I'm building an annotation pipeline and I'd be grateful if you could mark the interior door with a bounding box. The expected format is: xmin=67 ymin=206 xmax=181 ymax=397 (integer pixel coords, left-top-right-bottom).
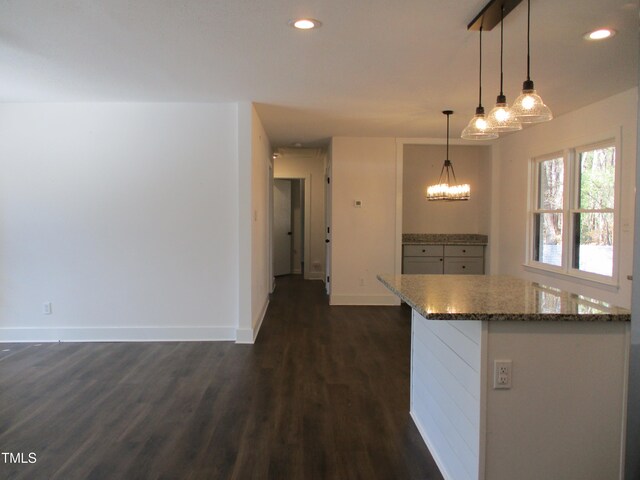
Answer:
xmin=273 ymin=179 xmax=292 ymax=276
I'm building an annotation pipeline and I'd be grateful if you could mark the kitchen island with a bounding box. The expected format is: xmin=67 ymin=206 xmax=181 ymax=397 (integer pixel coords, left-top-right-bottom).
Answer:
xmin=378 ymin=274 xmax=631 ymax=480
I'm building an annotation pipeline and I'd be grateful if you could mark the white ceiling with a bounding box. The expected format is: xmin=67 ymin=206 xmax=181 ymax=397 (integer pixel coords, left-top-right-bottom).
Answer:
xmin=0 ymin=0 xmax=637 ymax=147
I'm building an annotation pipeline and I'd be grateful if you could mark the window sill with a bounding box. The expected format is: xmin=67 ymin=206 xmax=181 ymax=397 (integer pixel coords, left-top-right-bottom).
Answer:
xmin=522 ymin=263 xmax=620 ymax=293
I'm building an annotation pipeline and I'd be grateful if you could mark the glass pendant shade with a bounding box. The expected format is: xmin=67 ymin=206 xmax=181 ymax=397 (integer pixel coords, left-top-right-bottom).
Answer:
xmin=461 ymin=27 xmax=498 ymax=141
xmin=461 ymin=106 xmax=499 ymax=140
xmin=513 ymin=0 xmax=552 ymax=123
xmin=485 ymin=5 xmax=522 ymax=133
xmin=512 ymin=86 xmax=552 ymax=123
xmin=486 ymin=95 xmax=522 ymax=132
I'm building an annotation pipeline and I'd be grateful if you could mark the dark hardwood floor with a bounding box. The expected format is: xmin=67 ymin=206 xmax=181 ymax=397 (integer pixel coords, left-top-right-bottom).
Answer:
xmin=0 ymin=276 xmax=443 ymax=480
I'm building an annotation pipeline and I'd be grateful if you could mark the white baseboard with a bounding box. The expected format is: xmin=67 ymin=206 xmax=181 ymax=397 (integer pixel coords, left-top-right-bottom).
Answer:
xmin=235 ymin=328 xmax=254 ymax=344
xmin=0 ymin=326 xmax=236 ymax=343
xmin=253 ymin=298 xmax=268 ymax=338
xmin=307 ymin=271 xmax=325 ymax=281
xmin=329 ymin=294 xmax=400 ymax=306
xmin=236 ymin=298 xmax=269 ymax=344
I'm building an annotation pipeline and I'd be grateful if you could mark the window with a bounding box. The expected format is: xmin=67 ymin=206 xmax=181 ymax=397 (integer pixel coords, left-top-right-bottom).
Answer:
xmin=572 ymin=145 xmax=615 ymax=276
xmin=533 ymin=156 xmax=564 ymax=267
xmin=529 ymin=141 xmax=618 ymax=283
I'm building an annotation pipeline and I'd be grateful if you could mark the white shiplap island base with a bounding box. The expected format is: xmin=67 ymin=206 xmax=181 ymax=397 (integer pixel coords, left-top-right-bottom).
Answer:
xmin=378 ymin=274 xmax=631 ymax=480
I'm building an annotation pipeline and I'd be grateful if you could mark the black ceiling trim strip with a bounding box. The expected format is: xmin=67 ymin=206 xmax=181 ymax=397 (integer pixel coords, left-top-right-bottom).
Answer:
xmin=467 ymin=0 xmax=524 ymax=31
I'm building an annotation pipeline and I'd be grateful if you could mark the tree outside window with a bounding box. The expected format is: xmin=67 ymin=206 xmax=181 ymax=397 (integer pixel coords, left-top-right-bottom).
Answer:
xmin=533 ymin=156 xmax=564 ymax=266
xmin=573 ymin=145 xmax=615 ymax=276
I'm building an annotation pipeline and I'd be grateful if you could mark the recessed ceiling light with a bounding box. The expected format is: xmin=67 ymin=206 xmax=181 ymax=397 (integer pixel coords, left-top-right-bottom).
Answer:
xmin=289 ymin=18 xmax=321 ymax=30
xmin=585 ymin=28 xmax=616 ymax=40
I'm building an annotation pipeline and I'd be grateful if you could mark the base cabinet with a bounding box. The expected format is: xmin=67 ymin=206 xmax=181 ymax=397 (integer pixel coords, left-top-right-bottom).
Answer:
xmin=403 ymin=244 xmax=485 ymax=275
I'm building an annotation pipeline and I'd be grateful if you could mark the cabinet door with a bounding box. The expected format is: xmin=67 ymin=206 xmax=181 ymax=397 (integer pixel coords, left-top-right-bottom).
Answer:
xmin=443 ymin=257 xmax=484 ymax=274
xmin=403 ymin=257 xmax=444 ymax=274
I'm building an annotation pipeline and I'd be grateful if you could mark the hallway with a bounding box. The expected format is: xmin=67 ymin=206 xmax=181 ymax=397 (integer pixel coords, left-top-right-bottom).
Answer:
xmin=0 ymin=276 xmax=442 ymax=479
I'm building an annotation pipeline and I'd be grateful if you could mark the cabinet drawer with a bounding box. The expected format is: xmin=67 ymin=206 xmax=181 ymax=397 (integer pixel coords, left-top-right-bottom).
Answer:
xmin=444 ymin=245 xmax=484 ymax=257
xmin=403 ymin=257 xmax=444 ymax=274
xmin=404 ymin=245 xmax=444 ymax=257
xmin=443 ymin=257 xmax=484 ymax=274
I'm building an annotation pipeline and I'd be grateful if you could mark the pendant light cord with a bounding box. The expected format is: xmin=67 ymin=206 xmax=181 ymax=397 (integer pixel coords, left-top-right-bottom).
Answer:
xmin=526 ymin=0 xmax=531 ymax=81
xmin=446 ymin=112 xmax=450 ymax=161
xmin=499 ymin=5 xmax=504 ymax=96
xmin=442 ymin=111 xmax=458 ymax=184
xmin=478 ymin=26 xmax=483 ymax=107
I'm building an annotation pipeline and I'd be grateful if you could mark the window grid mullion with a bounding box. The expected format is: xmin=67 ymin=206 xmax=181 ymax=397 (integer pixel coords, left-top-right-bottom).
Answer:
xmin=563 ymin=150 xmax=572 ymax=272
xmin=570 ymin=208 xmax=614 ymax=214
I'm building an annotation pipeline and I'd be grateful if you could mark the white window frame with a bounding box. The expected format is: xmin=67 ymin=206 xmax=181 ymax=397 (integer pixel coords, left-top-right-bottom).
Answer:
xmin=529 ymin=152 xmax=567 ymax=273
xmin=526 ymin=138 xmax=620 ymax=287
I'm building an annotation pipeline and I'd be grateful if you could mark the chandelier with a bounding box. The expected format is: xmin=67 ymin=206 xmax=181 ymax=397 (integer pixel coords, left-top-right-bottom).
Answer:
xmin=426 ymin=111 xmax=470 ymax=201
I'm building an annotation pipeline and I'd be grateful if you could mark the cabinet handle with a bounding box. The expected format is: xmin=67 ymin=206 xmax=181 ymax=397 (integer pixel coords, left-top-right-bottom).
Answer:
xmin=462 ymin=249 xmax=466 ymax=253
xmin=422 ymin=249 xmax=426 ymax=253
xmin=462 ymin=265 xmax=466 ymax=269
xmin=439 ymin=258 xmax=443 ymax=261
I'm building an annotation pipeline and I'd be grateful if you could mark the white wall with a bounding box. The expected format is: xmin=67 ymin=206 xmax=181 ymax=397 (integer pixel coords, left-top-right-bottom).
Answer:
xmin=274 ymin=148 xmax=326 ymax=280
xmin=237 ymin=103 xmax=252 ymax=342
xmin=626 ymin=79 xmax=640 ymax=479
xmin=248 ymin=105 xmax=271 ymax=342
xmin=330 ymin=137 xmax=399 ymax=305
xmin=403 ymin=144 xmax=492 ymax=234
xmin=492 ymin=88 xmax=637 ymax=308
xmin=0 ymin=103 xmax=240 ymax=341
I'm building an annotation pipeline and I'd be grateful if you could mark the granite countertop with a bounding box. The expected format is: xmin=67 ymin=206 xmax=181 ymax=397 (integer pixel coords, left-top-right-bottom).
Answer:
xmin=402 ymin=233 xmax=488 ymax=245
xmin=377 ymin=274 xmax=631 ymax=322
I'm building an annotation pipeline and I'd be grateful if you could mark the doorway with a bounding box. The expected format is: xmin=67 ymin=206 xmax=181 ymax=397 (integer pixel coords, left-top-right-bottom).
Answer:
xmin=273 ymin=178 xmax=305 ymax=277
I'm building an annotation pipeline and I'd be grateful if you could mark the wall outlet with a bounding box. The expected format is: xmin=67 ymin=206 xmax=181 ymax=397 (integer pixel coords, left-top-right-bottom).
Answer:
xmin=493 ymin=360 xmax=512 ymax=389
xmin=43 ymin=302 xmax=53 ymax=315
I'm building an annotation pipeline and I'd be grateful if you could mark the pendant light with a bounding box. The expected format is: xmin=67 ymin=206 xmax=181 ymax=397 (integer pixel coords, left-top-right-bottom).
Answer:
xmin=486 ymin=5 xmax=522 ymax=132
xmin=426 ymin=111 xmax=471 ymax=201
xmin=511 ymin=0 xmax=552 ymax=123
xmin=462 ymin=26 xmax=499 ymax=140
